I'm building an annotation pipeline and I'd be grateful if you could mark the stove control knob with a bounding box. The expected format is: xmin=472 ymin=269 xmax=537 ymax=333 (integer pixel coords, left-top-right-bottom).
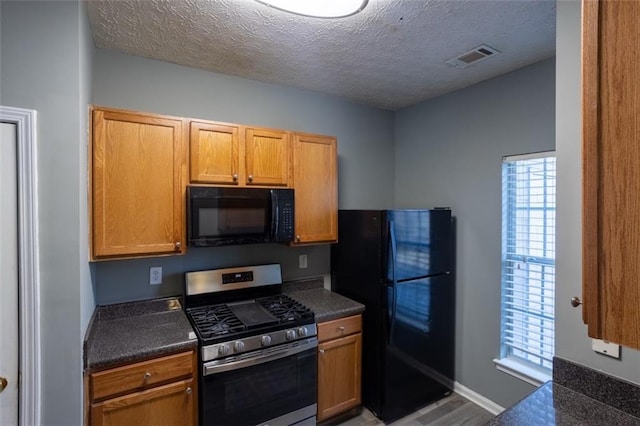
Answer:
xmin=285 ymin=329 xmax=296 ymax=341
xmin=297 ymin=327 xmax=308 ymax=337
xmin=218 ymin=344 xmax=230 ymax=356
xmin=261 ymin=335 xmax=272 ymax=346
xmin=234 ymin=341 xmax=245 ymax=352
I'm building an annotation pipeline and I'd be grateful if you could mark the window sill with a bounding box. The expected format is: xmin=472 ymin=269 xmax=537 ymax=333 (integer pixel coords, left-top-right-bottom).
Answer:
xmin=493 ymin=357 xmax=550 ymax=387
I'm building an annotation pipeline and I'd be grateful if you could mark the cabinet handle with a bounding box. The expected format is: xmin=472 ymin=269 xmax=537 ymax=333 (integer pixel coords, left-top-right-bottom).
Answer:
xmin=232 ymin=173 xmax=238 ymax=181
xmin=295 ymin=235 xmax=301 ymax=243
xmin=248 ymin=175 xmax=254 ymax=182
xmin=338 ymin=326 xmax=345 ymax=333
xmin=0 ymin=377 xmax=7 ymax=393
xmin=186 ymin=387 xmax=192 ymax=395
xmin=319 ymin=349 xmax=325 ymax=354
xmin=174 ymin=241 xmax=181 ymax=251
xmin=143 ymin=372 xmax=151 ymax=381
xmin=571 ymin=296 xmax=582 ymax=307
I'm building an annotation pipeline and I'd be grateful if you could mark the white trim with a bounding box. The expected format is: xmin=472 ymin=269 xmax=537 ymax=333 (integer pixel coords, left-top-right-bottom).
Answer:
xmin=493 ymin=357 xmax=550 ymax=387
xmin=453 ymin=381 xmax=505 ymax=416
xmin=0 ymin=106 xmax=41 ymax=426
xmin=502 ymin=150 xmax=556 ymax=162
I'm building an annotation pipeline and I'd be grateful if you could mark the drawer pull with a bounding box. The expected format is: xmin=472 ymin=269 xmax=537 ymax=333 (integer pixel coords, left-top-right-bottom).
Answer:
xmin=319 ymin=349 xmax=325 ymax=354
xmin=143 ymin=372 xmax=152 ymax=381
xmin=338 ymin=326 xmax=345 ymax=333
xmin=186 ymin=387 xmax=192 ymax=395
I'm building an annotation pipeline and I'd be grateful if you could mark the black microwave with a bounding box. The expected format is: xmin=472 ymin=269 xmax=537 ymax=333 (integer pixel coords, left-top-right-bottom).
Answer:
xmin=187 ymin=186 xmax=294 ymax=247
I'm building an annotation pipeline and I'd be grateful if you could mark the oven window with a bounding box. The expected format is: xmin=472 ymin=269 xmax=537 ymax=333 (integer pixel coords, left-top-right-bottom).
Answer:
xmin=201 ymin=348 xmax=317 ymax=426
xmin=225 ymin=362 xmax=298 ymax=412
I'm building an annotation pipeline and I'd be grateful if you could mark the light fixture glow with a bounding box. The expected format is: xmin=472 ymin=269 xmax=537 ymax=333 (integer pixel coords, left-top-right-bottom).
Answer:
xmin=256 ymin=0 xmax=368 ymax=18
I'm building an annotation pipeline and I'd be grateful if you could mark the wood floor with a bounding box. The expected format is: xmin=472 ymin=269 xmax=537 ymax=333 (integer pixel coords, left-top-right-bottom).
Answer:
xmin=333 ymin=393 xmax=495 ymax=426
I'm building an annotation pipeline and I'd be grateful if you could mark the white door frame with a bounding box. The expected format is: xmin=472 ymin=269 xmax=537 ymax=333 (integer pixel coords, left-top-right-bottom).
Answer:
xmin=0 ymin=106 xmax=40 ymax=426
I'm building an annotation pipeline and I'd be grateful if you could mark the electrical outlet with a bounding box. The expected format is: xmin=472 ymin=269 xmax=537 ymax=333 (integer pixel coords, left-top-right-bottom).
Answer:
xmin=299 ymin=254 xmax=308 ymax=269
xmin=592 ymin=339 xmax=620 ymax=359
xmin=149 ymin=267 xmax=163 ymax=285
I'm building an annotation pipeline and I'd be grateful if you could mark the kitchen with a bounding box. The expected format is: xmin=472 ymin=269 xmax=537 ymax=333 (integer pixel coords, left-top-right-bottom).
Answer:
xmin=1 ymin=0 xmax=639 ymax=425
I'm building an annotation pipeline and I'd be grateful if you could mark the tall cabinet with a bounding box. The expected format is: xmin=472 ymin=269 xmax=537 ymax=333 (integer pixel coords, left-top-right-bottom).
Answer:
xmin=582 ymin=0 xmax=640 ymax=349
xmin=90 ymin=108 xmax=186 ymax=260
xmin=292 ymin=133 xmax=338 ymax=244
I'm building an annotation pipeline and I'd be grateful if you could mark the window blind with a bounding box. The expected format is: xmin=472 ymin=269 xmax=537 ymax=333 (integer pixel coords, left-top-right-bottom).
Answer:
xmin=500 ymin=153 xmax=556 ymax=370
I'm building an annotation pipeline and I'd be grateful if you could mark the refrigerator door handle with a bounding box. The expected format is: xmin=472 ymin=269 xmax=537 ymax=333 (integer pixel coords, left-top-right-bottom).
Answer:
xmin=388 ymin=220 xmax=398 ymax=343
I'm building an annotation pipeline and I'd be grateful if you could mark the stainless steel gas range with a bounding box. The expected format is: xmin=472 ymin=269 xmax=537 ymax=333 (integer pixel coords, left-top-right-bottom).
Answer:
xmin=184 ymin=264 xmax=318 ymax=426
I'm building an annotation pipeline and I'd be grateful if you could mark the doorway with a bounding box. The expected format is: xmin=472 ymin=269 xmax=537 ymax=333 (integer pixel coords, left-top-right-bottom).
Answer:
xmin=0 ymin=106 xmax=40 ymax=426
xmin=0 ymin=121 xmax=18 ymax=425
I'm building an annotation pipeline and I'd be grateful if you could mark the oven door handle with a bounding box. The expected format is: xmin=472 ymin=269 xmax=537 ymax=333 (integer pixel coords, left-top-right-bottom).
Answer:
xmin=203 ymin=338 xmax=317 ymax=376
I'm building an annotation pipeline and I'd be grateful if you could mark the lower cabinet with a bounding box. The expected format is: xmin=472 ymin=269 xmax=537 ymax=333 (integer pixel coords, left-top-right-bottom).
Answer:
xmin=87 ymin=351 xmax=197 ymax=426
xmin=317 ymin=315 xmax=362 ymax=422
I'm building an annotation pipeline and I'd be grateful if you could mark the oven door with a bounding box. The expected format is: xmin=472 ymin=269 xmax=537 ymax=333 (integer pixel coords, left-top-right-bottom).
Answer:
xmin=201 ymin=340 xmax=317 ymax=426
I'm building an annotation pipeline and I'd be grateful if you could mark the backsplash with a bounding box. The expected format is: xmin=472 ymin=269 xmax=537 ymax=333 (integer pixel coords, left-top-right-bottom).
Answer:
xmin=282 ymin=277 xmax=325 ymax=293
xmin=92 ymin=243 xmax=330 ymax=305
xmin=553 ymin=356 xmax=640 ymax=419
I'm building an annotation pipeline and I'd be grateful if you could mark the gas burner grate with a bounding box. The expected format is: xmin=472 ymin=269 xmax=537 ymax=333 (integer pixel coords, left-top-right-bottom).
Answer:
xmin=187 ymin=304 xmax=245 ymax=339
xmin=258 ymin=295 xmax=313 ymax=322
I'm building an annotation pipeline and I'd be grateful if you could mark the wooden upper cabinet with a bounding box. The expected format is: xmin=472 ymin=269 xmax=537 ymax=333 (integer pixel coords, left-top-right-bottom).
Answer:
xmin=189 ymin=121 xmax=290 ymax=187
xmin=292 ymin=133 xmax=338 ymax=244
xmin=189 ymin=121 xmax=240 ymax=185
xmin=582 ymin=0 xmax=640 ymax=349
xmin=245 ymin=128 xmax=290 ymax=186
xmin=91 ymin=107 xmax=186 ymax=260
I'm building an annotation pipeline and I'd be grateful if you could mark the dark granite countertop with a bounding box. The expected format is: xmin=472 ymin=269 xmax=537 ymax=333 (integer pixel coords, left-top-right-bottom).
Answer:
xmin=285 ymin=283 xmax=365 ymax=323
xmin=84 ymin=278 xmax=364 ymax=372
xmin=84 ymin=297 xmax=197 ymax=372
xmin=487 ymin=381 xmax=640 ymax=426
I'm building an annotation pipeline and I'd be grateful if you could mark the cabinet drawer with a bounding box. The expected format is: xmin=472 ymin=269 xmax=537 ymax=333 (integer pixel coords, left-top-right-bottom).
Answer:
xmin=91 ymin=351 xmax=193 ymax=401
xmin=318 ymin=315 xmax=362 ymax=343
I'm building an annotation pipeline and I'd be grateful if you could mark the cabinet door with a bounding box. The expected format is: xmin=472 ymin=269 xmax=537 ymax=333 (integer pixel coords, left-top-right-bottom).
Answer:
xmin=91 ymin=379 xmax=194 ymax=426
xmin=91 ymin=109 xmax=186 ymax=259
xmin=317 ymin=333 xmax=362 ymax=421
xmin=245 ymin=128 xmax=290 ymax=186
xmin=292 ymin=133 xmax=338 ymax=244
xmin=190 ymin=121 xmax=240 ymax=184
xmin=582 ymin=0 xmax=640 ymax=349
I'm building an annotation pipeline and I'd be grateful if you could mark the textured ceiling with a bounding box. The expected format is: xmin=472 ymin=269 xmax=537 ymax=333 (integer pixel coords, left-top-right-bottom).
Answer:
xmin=87 ymin=0 xmax=557 ymax=111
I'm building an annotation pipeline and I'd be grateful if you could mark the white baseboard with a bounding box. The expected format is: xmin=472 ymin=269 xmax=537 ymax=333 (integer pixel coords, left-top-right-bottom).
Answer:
xmin=453 ymin=382 xmax=505 ymax=416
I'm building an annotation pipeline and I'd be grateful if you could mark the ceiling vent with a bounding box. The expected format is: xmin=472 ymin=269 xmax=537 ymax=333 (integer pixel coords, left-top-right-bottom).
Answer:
xmin=446 ymin=44 xmax=500 ymax=69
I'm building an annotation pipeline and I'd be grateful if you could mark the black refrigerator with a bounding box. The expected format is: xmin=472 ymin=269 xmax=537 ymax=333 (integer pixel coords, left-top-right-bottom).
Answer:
xmin=331 ymin=209 xmax=455 ymax=422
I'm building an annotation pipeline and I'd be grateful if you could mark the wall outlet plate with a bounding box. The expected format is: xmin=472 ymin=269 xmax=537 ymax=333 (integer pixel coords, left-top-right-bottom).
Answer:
xmin=149 ymin=266 xmax=163 ymax=285
xmin=299 ymin=254 xmax=308 ymax=269
xmin=592 ymin=339 xmax=620 ymax=359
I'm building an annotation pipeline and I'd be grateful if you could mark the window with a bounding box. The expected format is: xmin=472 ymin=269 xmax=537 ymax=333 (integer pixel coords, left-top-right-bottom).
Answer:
xmin=495 ymin=152 xmax=556 ymax=385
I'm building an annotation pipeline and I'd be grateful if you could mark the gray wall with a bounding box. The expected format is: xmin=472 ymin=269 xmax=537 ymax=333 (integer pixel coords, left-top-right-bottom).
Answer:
xmin=555 ymin=0 xmax=640 ymax=385
xmin=79 ymin=0 xmax=95 ymax=344
xmin=394 ymin=58 xmax=556 ymax=407
xmin=0 ymin=1 xmax=93 ymax=424
xmin=91 ymin=49 xmax=395 ymax=305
